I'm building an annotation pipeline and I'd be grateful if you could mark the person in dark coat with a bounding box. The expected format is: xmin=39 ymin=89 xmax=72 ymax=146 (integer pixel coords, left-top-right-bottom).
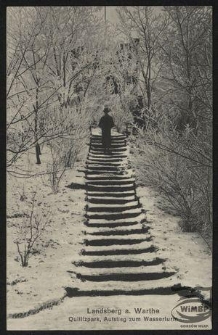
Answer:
xmin=98 ymin=107 xmax=115 ymax=154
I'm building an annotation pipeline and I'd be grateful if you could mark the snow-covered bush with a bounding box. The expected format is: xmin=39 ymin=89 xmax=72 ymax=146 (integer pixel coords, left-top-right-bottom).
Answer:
xmin=14 ymin=192 xmax=51 ymax=267
xmin=132 ymin=125 xmax=212 ymax=247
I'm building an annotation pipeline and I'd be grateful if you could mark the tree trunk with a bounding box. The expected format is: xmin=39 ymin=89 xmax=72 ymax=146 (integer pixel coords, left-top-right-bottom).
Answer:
xmin=34 ymin=86 xmax=41 ymax=164
xmin=66 ymin=149 xmax=73 ymax=168
xmin=147 ymin=57 xmax=152 ymax=110
xmin=147 ymin=86 xmax=151 ymax=110
xmin=35 ymin=143 xmax=41 ymax=164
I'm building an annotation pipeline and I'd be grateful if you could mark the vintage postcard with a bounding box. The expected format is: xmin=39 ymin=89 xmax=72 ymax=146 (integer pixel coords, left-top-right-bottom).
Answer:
xmin=6 ymin=6 xmax=212 ymax=331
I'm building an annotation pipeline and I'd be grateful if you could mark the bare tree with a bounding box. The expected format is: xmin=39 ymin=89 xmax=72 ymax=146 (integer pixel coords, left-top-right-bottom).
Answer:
xmin=7 ymin=7 xmax=105 ymax=168
xmin=117 ymin=6 xmax=168 ymax=126
xmin=14 ymin=192 xmax=51 ymax=267
xmin=160 ymin=6 xmax=212 ymax=134
xmin=130 ymin=6 xmax=212 ymax=245
xmin=7 ymin=8 xmax=55 ymax=166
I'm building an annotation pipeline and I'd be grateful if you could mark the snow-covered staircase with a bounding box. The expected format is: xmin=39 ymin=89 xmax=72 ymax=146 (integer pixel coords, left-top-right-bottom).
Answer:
xmin=67 ymin=130 xmax=179 ymax=296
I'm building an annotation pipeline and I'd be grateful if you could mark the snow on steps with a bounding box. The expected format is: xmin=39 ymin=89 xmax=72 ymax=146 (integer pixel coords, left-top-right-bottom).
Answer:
xmin=81 ymin=233 xmax=151 ymax=242
xmin=86 ymin=190 xmax=136 ymax=197
xmin=86 ymin=184 xmax=135 ymax=193
xmin=68 ymin=130 xmax=179 ymax=294
xmin=90 ymin=147 xmax=127 ymax=152
xmin=80 ymin=240 xmax=154 ymax=253
xmin=70 ymin=264 xmax=175 ymax=280
xmin=85 ymin=213 xmax=146 ymax=226
xmin=86 ymin=178 xmax=135 ymax=185
xmin=72 ymin=254 xmax=165 ymax=265
xmin=85 ymin=208 xmax=143 ymax=220
xmin=87 ymin=200 xmax=139 ymax=210
xmin=85 ymin=174 xmax=134 ymax=180
xmin=65 ymin=275 xmax=180 ymax=295
xmin=87 ymin=195 xmax=136 ymax=204
xmin=91 ymin=144 xmax=126 ymax=149
xmin=82 ymin=223 xmax=148 ymax=235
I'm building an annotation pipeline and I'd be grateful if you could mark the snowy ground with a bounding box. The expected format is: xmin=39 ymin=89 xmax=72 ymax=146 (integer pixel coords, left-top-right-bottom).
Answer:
xmin=7 ymin=140 xmax=212 ymax=331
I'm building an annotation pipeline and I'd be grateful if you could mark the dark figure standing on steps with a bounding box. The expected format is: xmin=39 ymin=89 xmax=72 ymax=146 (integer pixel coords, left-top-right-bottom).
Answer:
xmin=99 ymin=107 xmax=115 ymax=154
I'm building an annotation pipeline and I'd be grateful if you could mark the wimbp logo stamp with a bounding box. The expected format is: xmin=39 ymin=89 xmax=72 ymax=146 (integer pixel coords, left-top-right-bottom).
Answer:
xmin=171 ymin=286 xmax=212 ymax=323
xmin=171 ymin=297 xmax=211 ymax=323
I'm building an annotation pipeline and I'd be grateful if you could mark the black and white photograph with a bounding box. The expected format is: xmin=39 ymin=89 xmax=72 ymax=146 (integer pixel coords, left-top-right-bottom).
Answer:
xmin=6 ymin=5 xmax=212 ymax=330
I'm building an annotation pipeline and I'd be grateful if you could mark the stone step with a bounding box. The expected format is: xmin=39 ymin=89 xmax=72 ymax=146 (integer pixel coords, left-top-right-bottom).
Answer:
xmin=83 ymin=238 xmax=152 ymax=248
xmin=86 ymin=166 xmax=127 ymax=173
xmin=86 ymin=171 xmax=133 ymax=177
xmin=90 ymin=146 xmax=127 ymax=152
xmin=86 ymin=178 xmax=135 ymax=185
xmin=90 ymin=135 xmax=127 ymax=142
xmin=88 ymin=152 xmax=127 ymax=158
xmin=87 ymin=200 xmax=139 ymax=212
xmin=88 ymin=157 xmax=126 ymax=164
xmin=87 ymin=195 xmax=136 ymax=204
xmin=85 ymin=207 xmax=142 ymax=220
xmin=82 ymin=167 xmax=128 ymax=174
xmin=85 ymin=212 xmax=142 ymax=221
xmin=88 ymin=154 xmax=127 ymax=160
xmin=91 ymin=141 xmax=127 ymax=147
xmin=91 ymin=143 xmax=126 ymax=149
xmin=85 ymin=222 xmax=143 ymax=229
xmin=80 ymin=241 xmax=156 ymax=256
xmin=90 ymin=142 xmax=127 ymax=146
xmin=86 ymin=158 xmax=128 ymax=168
xmin=89 ymin=150 xmax=127 ymax=156
xmin=90 ymin=144 xmax=127 ymax=149
xmin=90 ymin=145 xmax=127 ymax=150
xmin=86 ymin=212 xmax=145 ymax=224
xmin=86 ymin=173 xmax=133 ymax=180
xmin=75 ymin=272 xmax=176 ymax=283
xmin=92 ymin=167 xmax=131 ymax=173
xmin=86 ymin=163 xmax=126 ymax=169
xmin=92 ymin=135 xmax=126 ymax=140
xmin=87 ymin=184 xmax=135 ymax=192
xmin=82 ymin=223 xmax=146 ymax=235
xmin=83 ymin=232 xmax=149 ymax=241
xmin=83 ymin=234 xmax=151 ymax=247
xmin=86 ymin=190 xmax=136 ymax=198
xmin=85 ymin=170 xmax=126 ymax=175
xmin=72 ymin=264 xmax=175 ymax=282
xmin=73 ymin=255 xmax=165 ymax=267
xmin=87 ymin=156 xmax=125 ymax=163
xmin=86 ymin=205 xmax=140 ymax=213
xmin=88 ymin=158 xmax=127 ymax=164
xmin=86 ymin=165 xmax=125 ymax=171
xmin=89 ymin=151 xmax=127 ymax=157
xmin=85 ymin=220 xmax=145 ymax=229
xmin=86 ymin=175 xmax=134 ymax=180
xmin=91 ymin=135 xmax=126 ymax=140
xmin=65 ymin=275 xmax=180 ymax=295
